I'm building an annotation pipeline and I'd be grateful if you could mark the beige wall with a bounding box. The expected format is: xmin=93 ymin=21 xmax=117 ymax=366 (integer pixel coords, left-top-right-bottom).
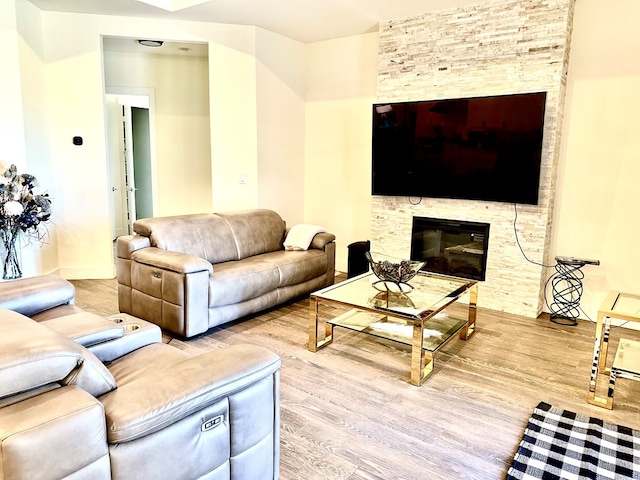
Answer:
xmin=1 ymin=0 xmax=26 ymax=165
xmin=553 ymin=0 xmax=640 ymax=321
xmin=255 ymin=29 xmax=307 ymax=225
xmin=14 ymin=0 xmax=59 ymax=276
xmin=10 ymin=4 xmax=306 ymax=278
xmin=305 ymin=33 xmax=379 ymax=271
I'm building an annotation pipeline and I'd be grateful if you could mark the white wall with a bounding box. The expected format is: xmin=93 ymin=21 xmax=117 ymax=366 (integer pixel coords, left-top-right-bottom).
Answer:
xmin=305 ymin=33 xmax=379 ymax=272
xmin=103 ymin=47 xmax=212 ymax=217
xmin=552 ymin=0 xmax=640 ymax=322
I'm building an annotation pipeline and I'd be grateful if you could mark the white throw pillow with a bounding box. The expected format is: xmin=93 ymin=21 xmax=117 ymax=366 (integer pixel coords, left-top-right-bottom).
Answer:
xmin=283 ymin=224 xmax=326 ymax=251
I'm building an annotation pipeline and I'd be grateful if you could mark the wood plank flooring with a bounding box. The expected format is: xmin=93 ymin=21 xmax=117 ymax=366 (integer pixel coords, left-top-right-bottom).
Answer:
xmin=70 ymin=278 xmax=640 ymax=480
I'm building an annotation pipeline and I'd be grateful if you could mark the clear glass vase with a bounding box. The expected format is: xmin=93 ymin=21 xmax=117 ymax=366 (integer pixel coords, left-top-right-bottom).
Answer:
xmin=1 ymin=228 xmax=22 ymax=280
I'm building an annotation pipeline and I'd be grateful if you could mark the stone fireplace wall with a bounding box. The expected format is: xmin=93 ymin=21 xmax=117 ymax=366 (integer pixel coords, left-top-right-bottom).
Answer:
xmin=373 ymin=0 xmax=576 ymax=318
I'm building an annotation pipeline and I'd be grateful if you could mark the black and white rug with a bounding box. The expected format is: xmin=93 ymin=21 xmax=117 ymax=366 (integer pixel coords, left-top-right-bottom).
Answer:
xmin=507 ymin=401 xmax=640 ymax=480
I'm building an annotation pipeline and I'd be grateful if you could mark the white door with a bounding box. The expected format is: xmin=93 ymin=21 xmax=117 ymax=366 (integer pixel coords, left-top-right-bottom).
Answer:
xmin=121 ymin=104 xmax=137 ymax=233
xmin=107 ymin=95 xmax=151 ymax=239
xmin=106 ymin=98 xmax=129 ymax=239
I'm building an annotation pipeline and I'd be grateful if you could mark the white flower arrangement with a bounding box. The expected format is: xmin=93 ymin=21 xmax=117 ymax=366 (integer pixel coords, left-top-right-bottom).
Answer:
xmin=0 ymin=163 xmax=52 ymax=241
xmin=0 ymin=163 xmax=52 ymax=279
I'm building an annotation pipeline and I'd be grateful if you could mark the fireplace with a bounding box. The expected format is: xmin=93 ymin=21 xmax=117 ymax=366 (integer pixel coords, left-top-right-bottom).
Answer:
xmin=410 ymin=217 xmax=490 ymax=281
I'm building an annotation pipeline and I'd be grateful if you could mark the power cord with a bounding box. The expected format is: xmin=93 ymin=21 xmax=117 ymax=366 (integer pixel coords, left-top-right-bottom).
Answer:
xmin=512 ymin=203 xmax=555 ymax=269
xmin=512 ymin=203 xmax=596 ymax=325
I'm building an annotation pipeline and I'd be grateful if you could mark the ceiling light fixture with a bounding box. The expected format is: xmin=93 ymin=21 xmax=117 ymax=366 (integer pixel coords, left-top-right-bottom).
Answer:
xmin=138 ymin=39 xmax=164 ymax=48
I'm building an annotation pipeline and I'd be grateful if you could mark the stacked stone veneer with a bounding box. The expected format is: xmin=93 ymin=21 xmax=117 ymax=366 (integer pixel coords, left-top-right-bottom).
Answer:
xmin=374 ymin=0 xmax=576 ymax=318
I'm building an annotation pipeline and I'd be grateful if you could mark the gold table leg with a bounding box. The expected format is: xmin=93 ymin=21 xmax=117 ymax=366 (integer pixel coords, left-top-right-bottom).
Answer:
xmin=309 ymin=297 xmax=333 ymax=352
xmin=410 ymin=284 xmax=477 ymax=386
xmin=588 ymin=315 xmax=613 ymax=407
xmin=410 ymin=320 xmax=433 ymax=386
xmin=460 ymin=283 xmax=478 ymax=340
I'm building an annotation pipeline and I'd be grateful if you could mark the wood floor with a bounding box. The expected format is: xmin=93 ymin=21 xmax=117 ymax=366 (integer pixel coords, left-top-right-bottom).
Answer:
xmin=70 ymin=278 xmax=640 ymax=480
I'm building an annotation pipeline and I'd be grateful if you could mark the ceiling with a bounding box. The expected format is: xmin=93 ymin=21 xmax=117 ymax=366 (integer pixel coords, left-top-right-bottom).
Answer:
xmin=27 ymin=0 xmax=482 ymax=44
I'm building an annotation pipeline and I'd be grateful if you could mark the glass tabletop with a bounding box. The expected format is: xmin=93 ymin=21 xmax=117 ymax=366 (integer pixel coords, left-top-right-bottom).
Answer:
xmin=312 ymin=271 xmax=476 ymax=320
xmin=610 ymin=293 xmax=640 ymax=319
xmin=613 ymin=338 xmax=640 ymax=375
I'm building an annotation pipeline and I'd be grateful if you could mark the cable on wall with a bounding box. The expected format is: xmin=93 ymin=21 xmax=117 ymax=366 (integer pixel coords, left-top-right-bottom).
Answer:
xmin=512 ymin=203 xmax=555 ymax=269
xmin=512 ymin=203 xmax=599 ymax=325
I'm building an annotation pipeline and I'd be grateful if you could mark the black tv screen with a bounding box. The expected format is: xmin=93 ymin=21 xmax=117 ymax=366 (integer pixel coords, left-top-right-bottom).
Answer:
xmin=371 ymin=92 xmax=547 ymax=205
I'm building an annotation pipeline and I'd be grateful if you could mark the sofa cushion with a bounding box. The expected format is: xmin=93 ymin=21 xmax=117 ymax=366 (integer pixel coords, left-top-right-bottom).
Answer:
xmin=259 ymin=250 xmax=328 ymax=287
xmin=134 ymin=214 xmax=239 ymax=264
xmin=209 ymin=258 xmax=280 ymax=307
xmin=218 ymin=209 xmax=286 ymax=260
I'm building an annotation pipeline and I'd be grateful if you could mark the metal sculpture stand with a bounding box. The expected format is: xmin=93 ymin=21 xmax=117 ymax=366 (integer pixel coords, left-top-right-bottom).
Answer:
xmin=549 ymin=256 xmax=600 ymax=326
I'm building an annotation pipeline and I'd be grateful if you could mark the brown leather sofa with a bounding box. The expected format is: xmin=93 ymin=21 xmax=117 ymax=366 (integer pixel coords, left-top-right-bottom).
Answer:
xmin=0 ymin=275 xmax=281 ymax=480
xmin=116 ymin=209 xmax=336 ymax=338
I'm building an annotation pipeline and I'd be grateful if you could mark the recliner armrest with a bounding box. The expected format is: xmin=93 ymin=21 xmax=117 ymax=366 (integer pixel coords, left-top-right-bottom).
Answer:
xmin=116 ymin=234 xmax=151 ymax=259
xmin=100 ymin=344 xmax=281 ymax=443
xmin=0 ymin=275 xmax=75 ymax=316
xmin=310 ymin=232 xmax=336 ymax=250
xmin=131 ymin=247 xmax=213 ymax=275
xmin=0 ymin=386 xmax=109 ymax=480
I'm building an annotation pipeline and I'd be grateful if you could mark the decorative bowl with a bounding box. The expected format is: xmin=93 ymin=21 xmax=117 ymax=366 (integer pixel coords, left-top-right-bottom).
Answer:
xmin=365 ymin=251 xmax=425 ymax=290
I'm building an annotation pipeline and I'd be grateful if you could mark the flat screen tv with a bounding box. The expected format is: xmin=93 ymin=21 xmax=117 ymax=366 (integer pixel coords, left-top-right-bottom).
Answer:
xmin=371 ymin=92 xmax=547 ymax=205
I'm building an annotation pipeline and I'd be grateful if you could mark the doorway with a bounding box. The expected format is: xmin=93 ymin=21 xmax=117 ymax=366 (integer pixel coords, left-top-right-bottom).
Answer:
xmin=102 ymin=36 xmax=211 ymax=243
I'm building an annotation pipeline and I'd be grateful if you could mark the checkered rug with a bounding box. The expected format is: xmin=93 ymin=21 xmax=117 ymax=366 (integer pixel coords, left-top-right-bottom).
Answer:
xmin=507 ymin=402 xmax=640 ymax=479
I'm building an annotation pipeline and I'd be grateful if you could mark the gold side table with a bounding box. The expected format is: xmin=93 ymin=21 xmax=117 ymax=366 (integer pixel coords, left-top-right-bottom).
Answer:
xmin=587 ymin=291 xmax=640 ymax=408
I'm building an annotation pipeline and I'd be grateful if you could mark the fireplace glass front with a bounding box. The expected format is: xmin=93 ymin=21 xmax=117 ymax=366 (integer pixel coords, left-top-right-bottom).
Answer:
xmin=410 ymin=216 xmax=489 ymax=281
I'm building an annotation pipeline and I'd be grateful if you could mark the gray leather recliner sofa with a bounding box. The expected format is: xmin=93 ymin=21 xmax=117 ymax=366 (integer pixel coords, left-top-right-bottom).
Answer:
xmin=116 ymin=209 xmax=336 ymax=338
xmin=0 ymin=275 xmax=281 ymax=480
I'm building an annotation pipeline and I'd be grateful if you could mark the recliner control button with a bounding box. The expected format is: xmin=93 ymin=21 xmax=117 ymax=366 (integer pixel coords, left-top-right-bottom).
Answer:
xmin=201 ymin=415 xmax=224 ymax=432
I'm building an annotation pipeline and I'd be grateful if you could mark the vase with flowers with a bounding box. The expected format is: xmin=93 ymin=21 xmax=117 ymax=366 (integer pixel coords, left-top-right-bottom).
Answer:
xmin=0 ymin=164 xmax=52 ymax=280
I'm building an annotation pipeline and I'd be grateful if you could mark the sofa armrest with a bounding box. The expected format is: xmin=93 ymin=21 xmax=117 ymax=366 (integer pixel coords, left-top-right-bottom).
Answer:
xmin=132 ymin=247 xmax=213 ymax=275
xmin=310 ymin=232 xmax=336 ymax=250
xmin=100 ymin=345 xmax=281 ymax=443
xmin=0 ymin=275 xmax=75 ymax=316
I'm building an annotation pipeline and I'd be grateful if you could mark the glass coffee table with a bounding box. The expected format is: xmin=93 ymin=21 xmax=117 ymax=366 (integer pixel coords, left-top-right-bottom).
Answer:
xmin=309 ymin=271 xmax=478 ymax=386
